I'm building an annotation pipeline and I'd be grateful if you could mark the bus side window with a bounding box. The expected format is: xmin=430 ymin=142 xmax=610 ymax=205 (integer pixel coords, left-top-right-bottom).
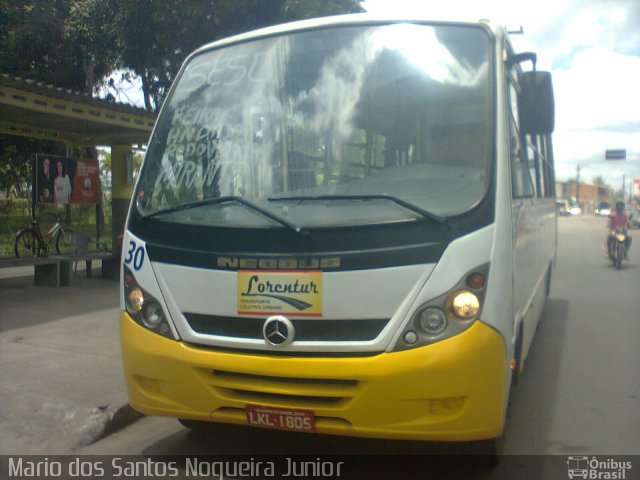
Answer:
xmin=525 ymin=137 xmax=543 ymax=197
xmin=512 ymin=160 xmax=535 ymax=198
xmin=508 ymin=81 xmax=535 ymax=198
xmin=540 ymin=135 xmax=555 ymax=198
xmin=521 ymin=121 xmax=557 ymax=200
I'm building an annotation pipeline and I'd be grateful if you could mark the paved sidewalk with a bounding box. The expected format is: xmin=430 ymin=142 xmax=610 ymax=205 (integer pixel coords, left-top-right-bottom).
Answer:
xmin=0 ymin=269 xmax=140 ymax=454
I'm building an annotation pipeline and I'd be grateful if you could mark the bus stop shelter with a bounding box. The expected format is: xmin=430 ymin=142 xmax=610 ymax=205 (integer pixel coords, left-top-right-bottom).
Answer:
xmin=0 ymin=73 xmax=156 ymax=250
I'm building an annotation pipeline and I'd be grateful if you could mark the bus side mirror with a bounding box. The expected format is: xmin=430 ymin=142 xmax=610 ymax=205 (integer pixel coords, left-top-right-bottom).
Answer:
xmin=519 ymin=71 xmax=555 ymax=135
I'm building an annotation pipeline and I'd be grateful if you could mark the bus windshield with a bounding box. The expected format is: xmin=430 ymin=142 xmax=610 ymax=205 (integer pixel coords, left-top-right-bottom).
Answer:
xmin=135 ymin=23 xmax=492 ymax=228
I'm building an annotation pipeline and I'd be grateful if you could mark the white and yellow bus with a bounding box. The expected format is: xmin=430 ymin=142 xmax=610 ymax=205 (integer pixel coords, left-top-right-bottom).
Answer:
xmin=120 ymin=14 xmax=556 ymax=453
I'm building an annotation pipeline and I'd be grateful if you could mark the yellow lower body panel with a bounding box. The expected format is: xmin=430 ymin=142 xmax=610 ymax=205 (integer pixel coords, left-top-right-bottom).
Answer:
xmin=120 ymin=313 xmax=507 ymax=441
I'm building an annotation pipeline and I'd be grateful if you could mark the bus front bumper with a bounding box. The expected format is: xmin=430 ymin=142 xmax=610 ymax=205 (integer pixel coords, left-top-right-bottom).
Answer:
xmin=120 ymin=313 xmax=507 ymax=441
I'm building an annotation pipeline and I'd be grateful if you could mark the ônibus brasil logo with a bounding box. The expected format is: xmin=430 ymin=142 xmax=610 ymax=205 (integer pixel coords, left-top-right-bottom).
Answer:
xmin=567 ymin=456 xmax=632 ymax=479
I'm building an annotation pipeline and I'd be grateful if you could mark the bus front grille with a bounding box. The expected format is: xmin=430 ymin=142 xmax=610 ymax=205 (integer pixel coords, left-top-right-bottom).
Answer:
xmin=183 ymin=313 xmax=389 ymax=342
xmin=203 ymin=369 xmax=360 ymax=406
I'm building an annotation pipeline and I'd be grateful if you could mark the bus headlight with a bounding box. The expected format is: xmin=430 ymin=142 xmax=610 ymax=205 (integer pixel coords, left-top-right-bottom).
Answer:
xmin=126 ymin=287 xmax=144 ymax=315
xmin=449 ymin=291 xmax=480 ymax=319
xmin=416 ymin=307 xmax=448 ymax=335
xmin=142 ymin=301 xmax=164 ymax=329
xmin=393 ymin=264 xmax=489 ymax=351
xmin=123 ymin=267 xmax=176 ymax=340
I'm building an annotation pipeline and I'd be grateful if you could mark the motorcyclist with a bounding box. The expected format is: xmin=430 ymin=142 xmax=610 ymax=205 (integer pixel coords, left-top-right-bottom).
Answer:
xmin=607 ymin=201 xmax=632 ymax=258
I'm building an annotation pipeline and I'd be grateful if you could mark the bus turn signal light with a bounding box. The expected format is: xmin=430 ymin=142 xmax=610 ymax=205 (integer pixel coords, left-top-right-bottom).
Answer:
xmin=466 ymin=272 xmax=485 ymax=289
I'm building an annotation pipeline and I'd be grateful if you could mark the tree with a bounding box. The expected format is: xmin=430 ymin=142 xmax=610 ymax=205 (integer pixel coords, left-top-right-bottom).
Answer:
xmin=0 ymin=0 xmax=87 ymax=91
xmin=108 ymin=0 xmax=364 ymax=110
xmin=1 ymin=0 xmax=363 ymax=109
xmin=65 ymin=0 xmax=119 ymax=95
xmin=0 ymin=144 xmax=30 ymax=198
xmin=0 ymin=0 xmax=363 ymax=201
xmin=0 ymin=135 xmax=66 ymax=197
xmin=281 ymin=0 xmax=365 ymax=20
xmin=0 ymin=2 xmax=97 ymax=197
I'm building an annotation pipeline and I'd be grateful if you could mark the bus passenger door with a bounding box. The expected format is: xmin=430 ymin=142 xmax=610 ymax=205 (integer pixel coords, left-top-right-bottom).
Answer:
xmin=508 ymin=77 xmax=539 ymax=367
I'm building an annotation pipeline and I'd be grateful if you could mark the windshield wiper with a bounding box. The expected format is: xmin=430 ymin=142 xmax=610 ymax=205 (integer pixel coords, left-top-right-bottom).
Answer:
xmin=268 ymin=194 xmax=447 ymax=224
xmin=146 ymin=196 xmax=308 ymax=236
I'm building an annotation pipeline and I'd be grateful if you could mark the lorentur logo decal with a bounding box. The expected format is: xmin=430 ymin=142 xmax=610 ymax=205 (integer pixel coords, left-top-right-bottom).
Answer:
xmin=237 ymin=270 xmax=322 ymax=316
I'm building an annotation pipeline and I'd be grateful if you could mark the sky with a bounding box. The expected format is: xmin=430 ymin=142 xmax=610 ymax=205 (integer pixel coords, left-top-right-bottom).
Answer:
xmin=113 ymin=0 xmax=640 ymax=194
xmin=362 ymin=0 xmax=640 ymax=194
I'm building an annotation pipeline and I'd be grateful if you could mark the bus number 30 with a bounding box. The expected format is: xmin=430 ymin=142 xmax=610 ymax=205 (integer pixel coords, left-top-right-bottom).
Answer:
xmin=124 ymin=241 xmax=145 ymax=271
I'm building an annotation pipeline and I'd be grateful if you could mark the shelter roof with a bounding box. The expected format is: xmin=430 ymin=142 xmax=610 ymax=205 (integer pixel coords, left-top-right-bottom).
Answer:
xmin=0 ymin=74 xmax=156 ymax=146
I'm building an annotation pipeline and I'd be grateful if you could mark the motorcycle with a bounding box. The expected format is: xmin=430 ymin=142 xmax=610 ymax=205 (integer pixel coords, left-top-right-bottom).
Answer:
xmin=609 ymin=229 xmax=628 ymax=270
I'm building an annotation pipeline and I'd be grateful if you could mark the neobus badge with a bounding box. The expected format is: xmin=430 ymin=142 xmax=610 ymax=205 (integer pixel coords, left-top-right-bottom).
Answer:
xmin=237 ymin=270 xmax=322 ymax=316
xmin=218 ymin=256 xmax=340 ymax=270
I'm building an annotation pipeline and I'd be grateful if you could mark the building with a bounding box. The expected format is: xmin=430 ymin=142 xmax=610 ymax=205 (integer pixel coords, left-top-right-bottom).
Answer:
xmin=556 ymin=181 xmax=613 ymax=214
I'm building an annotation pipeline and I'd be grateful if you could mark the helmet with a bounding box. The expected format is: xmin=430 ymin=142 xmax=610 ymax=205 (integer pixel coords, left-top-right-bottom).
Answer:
xmin=615 ymin=201 xmax=625 ymax=212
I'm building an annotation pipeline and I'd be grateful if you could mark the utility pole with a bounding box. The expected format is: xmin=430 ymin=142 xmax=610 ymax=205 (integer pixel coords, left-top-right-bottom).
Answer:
xmin=622 ymin=174 xmax=625 ymax=202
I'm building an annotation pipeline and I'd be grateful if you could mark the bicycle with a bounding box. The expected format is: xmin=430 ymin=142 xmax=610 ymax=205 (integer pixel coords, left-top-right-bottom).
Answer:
xmin=14 ymin=214 xmax=75 ymax=258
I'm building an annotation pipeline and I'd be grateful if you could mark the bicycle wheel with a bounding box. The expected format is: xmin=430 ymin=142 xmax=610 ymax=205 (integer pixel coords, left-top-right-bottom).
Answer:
xmin=15 ymin=229 xmax=41 ymax=258
xmin=55 ymin=229 xmax=75 ymax=255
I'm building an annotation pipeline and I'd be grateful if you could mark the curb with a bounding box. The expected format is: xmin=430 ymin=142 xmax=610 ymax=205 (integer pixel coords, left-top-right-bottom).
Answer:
xmin=87 ymin=403 xmax=146 ymax=446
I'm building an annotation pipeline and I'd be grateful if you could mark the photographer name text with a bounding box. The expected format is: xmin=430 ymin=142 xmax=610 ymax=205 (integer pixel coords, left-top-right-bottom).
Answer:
xmin=8 ymin=457 xmax=345 ymax=478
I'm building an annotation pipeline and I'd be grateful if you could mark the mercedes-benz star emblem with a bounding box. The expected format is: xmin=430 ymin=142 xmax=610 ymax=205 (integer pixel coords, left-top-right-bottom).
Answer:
xmin=263 ymin=316 xmax=295 ymax=346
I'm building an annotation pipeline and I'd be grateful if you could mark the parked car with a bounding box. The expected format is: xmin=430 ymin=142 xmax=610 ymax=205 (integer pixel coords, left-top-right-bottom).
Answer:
xmin=569 ymin=205 xmax=582 ymax=215
xmin=595 ymin=202 xmax=611 ymax=217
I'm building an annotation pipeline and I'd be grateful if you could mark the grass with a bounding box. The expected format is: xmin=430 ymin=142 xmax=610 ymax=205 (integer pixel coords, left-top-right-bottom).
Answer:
xmin=0 ymin=198 xmax=112 ymax=257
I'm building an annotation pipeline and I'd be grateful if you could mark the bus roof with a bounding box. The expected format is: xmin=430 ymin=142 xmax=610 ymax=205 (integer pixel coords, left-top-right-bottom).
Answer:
xmin=188 ymin=13 xmax=504 ymax=60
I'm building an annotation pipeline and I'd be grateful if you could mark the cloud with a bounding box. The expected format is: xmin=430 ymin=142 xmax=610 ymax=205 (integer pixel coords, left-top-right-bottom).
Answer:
xmin=362 ymin=0 xmax=640 ymax=187
xmin=553 ymin=48 xmax=640 ymax=131
xmin=530 ymin=2 xmax=639 ymax=72
xmin=550 ymin=45 xmax=640 ymax=185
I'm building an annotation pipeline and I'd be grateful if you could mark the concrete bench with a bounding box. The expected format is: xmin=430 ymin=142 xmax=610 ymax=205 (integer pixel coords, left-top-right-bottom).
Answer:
xmin=66 ymin=233 xmax=120 ymax=281
xmin=49 ymin=252 xmax=119 ymax=285
xmin=0 ymin=256 xmax=69 ymax=287
xmin=2 ymin=232 xmax=120 ymax=286
xmin=0 ymin=254 xmax=119 ymax=287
